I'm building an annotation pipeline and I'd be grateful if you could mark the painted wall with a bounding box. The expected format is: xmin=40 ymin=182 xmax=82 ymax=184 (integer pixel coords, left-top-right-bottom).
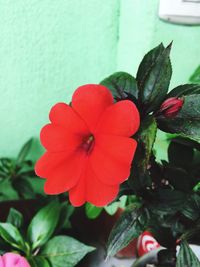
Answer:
xmin=0 ymin=0 xmax=120 ymax=158
xmin=0 ymin=0 xmax=200 ymax=158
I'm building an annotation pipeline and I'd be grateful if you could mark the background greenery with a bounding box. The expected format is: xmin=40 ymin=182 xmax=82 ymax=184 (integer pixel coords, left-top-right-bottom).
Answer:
xmin=0 ymin=0 xmax=200 ymax=159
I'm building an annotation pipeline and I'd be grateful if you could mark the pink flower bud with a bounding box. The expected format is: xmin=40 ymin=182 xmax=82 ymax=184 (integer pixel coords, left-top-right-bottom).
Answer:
xmin=0 ymin=253 xmax=30 ymax=267
xmin=159 ymin=97 xmax=184 ymax=118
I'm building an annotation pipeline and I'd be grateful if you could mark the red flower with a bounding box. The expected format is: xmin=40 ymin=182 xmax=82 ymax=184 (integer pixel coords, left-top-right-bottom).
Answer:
xmin=159 ymin=97 xmax=184 ymax=118
xmin=35 ymin=84 xmax=140 ymax=207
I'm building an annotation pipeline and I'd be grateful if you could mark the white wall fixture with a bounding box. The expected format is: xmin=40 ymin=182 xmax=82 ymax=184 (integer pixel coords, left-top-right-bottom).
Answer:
xmin=159 ymin=0 xmax=200 ymax=25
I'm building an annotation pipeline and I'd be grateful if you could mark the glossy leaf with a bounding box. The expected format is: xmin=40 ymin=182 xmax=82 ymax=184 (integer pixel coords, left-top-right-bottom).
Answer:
xmin=137 ymin=43 xmax=172 ymax=113
xmin=7 ymin=208 xmax=23 ymax=229
xmin=167 ymin=84 xmax=200 ymax=98
xmin=157 ymin=94 xmax=200 ymax=142
xmin=107 ymin=205 xmax=145 ymax=257
xmin=100 ymin=71 xmax=138 ymax=99
xmin=0 ymin=223 xmax=25 ymax=250
xmin=176 ymin=240 xmax=200 ymax=267
xmin=27 ymin=201 xmax=61 ymax=250
xmin=181 ymin=194 xmax=200 ymax=221
xmin=41 ymin=235 xmax=95 ymax=267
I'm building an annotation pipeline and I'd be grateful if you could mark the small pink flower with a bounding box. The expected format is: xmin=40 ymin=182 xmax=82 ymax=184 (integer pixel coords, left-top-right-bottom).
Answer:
xmin=0 ymin=253 xmax=30 ymax=267
xmin=159 ymin=97 xmax=184 ymax=118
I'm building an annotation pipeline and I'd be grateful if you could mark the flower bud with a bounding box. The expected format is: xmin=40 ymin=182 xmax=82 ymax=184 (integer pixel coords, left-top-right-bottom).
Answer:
xmin=159 ymin=97 xmax=184 ymax=118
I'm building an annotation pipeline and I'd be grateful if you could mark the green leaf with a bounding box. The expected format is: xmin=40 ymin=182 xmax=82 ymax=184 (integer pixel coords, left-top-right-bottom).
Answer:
xmin=105 ymin=196 xmax=127 ymax=216
xmin=57 ymin=202 xmax=75 ymax=230
xmin=157 ymin=94 xmax=200 ymax=142
xmin=100 ymin=71 xmax=138 ymax=99
xmin=176 ymin=240 xmax=200 ymax=267
xmin=0 ymin=223 xmax=25 ymax=250
xmin=190 ymin=66 xmax=200 ymax=84
xmin=164 ymin=166 xmax=192 ymax=192
xmin=137 ymin=43 xmax=172 ymax=113
xmin=130 ymin=116 xmax=157 ymax=191
xmin=167 ymin=84 xmax=200 ymax=98
xmin=168 ymin=140 xmax=194 ymax=169
xmin=28 ymin=257 xmax=51 ymax=267
xmin=0 ymin=179 xmax=19 ymax=201
xmin=41 ymin=235 xmax=95 ymax=267
xmin=13 ymin=178 xmax=35 ymax=199
xmin=104 ymin=202 xmax=119 ymax=216
xmin=27 ymin=201 xmax=61 ymax=250
xmin=7 ymin=208 xmax=23 ymax=229
xmin=17 ymin=139 xmax=33 ymax=165
xmin=107 ymin=205 xmax=145 ymax=257
xmin=85 ymin=203 xmax=103 ymax=219
xmin=181 ymin=194 xmax=200 ymax=221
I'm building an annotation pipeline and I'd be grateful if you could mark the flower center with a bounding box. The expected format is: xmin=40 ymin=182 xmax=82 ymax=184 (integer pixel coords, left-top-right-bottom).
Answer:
xmin=81 ymin=135 xmax=95 ymax=154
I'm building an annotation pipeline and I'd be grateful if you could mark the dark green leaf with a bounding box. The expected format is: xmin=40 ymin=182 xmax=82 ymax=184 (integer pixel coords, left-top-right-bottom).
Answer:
xmin=57 ymin=202 xmax=75 ymax=230
xmin=167 ymin=84 xmax=200 ymax=98
xmin=107 ymin=205 xmax=145 ymax=257
xmin=41 ymin=235 xmax=95 ymax=267
xmin=0 ymin=223 xmax=25 ymax=250
xmin=85 ymin=203 xmax=103 ymax=219
xmin=157 ymin=94 xmax=200 ymax=142
xmin=7 ymin=208 xmax=23 ymax=229
xmin=130 ymin=116 xmax=157 ymax=191
xmin=27 ymin=201 xmax=61 ymax=250
xmin=168 ymin=140 xmax=194 ymax=169
xmin=100 ymin=71 xmax=138 ymax=99
xmin=17 ymin=139 xmax=33 ymax=165
xmin=137 ymin=43 xmax=172 ymax=113
xmin=176 ymin=240 xmax=200 ymax=267
xmin=164 ymin=166 xmax=192 ymax=192
xmin=13 ymin=178 xmax=35 ymax=199
xmin=137 ymin=43 xmax=164 ymax=85
xmin=136 ymin=116 xmax=157 ymax=172
xmin=149 ymin=189 xmax=187 ymax=215
xmin=190 ymin=66 xmax=200 ymax=84
xmin=181 ymin=194 xmax=200 ymax=221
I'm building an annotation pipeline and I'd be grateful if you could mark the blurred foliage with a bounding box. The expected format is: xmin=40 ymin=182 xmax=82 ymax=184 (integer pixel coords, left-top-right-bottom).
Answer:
xmin=0 ymin=201 xmax=94 ymax=267
xmin=0 ymin=139 xmax=44 ymax=201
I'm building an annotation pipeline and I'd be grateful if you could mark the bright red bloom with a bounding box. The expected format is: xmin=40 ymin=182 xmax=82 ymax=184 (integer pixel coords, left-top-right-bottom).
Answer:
xmin=35 ymin=84 xmax=140 ymax=207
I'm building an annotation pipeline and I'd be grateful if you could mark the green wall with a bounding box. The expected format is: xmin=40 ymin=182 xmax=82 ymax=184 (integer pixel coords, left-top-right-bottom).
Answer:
xmin=0 ymin=0 xmax=200 ymax=158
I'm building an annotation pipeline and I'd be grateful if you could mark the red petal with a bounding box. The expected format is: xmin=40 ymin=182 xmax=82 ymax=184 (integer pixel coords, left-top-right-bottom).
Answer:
xmin=35 ymin=151 xmax=86 ymax=193
xmin=96 ymin=100 xmax=140 ymax=136
xmin=68 ymin=172 xmax=86 ymax=207
xmin=90 ymin=134 xmax=137 ymax=185
xmin=40 ymin=124 xmax=85 ymax=153
xmin=72 ymin=84 xmax=114 ymax=132
xmin=49 ymin=102 xmax=88 ymax=133
xmin=69 ymin=164 xmax=119 ymax=207
xmin=86 ymin=166 xmax=119 ymax=207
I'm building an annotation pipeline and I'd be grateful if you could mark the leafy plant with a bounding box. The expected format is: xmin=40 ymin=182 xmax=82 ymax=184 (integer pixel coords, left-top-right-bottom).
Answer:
xmin=0 ymin=201 xmax=94 ymax=267
xmin=0 ymin=139 xmax=44 ymax=201
xmin=102 ymin=43 xmax=200 ymax=266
